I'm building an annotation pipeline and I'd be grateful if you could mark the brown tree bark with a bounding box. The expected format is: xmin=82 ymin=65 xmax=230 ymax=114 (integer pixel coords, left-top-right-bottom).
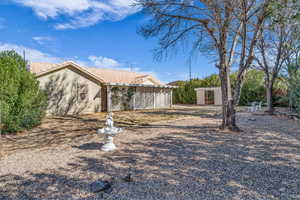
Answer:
xmin=219 ymin=65 xmax=239 ymax=131
xmin=266 ymin=81 xmax=274 ymax=115
xmin=138 ymin=0 xmax=271 ymax=132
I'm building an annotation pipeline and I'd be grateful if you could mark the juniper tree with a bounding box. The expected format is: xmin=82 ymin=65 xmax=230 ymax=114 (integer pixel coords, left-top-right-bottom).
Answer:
xmin=0 ymin=50 xmax=47 ymax=133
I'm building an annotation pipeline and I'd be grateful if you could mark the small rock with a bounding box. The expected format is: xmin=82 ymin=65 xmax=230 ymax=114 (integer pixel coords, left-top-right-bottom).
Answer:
xmin=90 ymin=180 xmax=111 ymax=193
xmin=124 ymin=173 xmax=134 ymax=182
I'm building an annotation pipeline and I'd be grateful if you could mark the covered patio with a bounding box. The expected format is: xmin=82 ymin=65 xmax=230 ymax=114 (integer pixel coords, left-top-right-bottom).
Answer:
xmin=105 ymin=83 xmax=176 ymax=112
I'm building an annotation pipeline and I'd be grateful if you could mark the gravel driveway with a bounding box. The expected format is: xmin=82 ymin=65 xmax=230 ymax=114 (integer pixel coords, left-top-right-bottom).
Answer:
xmin=0 ymin=109 xmax=299 ymax=200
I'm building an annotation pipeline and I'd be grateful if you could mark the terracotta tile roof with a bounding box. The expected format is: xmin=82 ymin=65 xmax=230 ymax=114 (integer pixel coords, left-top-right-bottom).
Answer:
xmin=30 ymin=62 xmax=58 ymax=74
xmin=30 ymin=61 xmax=162 ymax=85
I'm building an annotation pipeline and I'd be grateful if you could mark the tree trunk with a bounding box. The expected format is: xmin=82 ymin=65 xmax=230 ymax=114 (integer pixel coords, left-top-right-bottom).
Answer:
xmin=233 ymin=70 xmax=246 ymax=106
xmin=266 ymin=81 xmax=274 ymax=115
xmin=289 ymin=90 xmax=294 ymax=112
xmin=219 ymin=66 xmax=240 ymax=131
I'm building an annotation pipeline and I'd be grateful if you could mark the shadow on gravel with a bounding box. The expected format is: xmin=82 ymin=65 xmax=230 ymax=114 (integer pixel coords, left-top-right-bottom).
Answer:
xmin=0 ymin=173 xmax=92 ymax=200
xmin=73 ymin=142 xmax=104 ymax=150
xmin=72 ymin=120 xmax=299 ymax=199
xmin=1 ymin=114 xmax=300 ymax=199
xmin=140 ymin=108 xmax=222 ymax=120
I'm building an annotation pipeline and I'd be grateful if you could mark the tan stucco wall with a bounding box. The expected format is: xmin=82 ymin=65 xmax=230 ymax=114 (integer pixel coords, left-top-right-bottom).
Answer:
xmin=153 ymin=88 xmax=172 ymax=109
xmin=196 ymin=89 xmax=205 ymax=105
xmin=37 ymin=67 xmax=102 ymax=115
xmin=142 ymin=80 xmax=155 ymax=85
xmin=195 ymin=87 xmax=222 ymax=105
xmin=214 ymin=87 xmax=222 ymax=105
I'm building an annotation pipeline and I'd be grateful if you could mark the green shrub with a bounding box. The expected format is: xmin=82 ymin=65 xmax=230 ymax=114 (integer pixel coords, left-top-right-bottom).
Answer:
xmin=172 ymin=74 xmax=221 ymax=104
xmin=171 ymin=70 xmax=287 ymax=106
xmin=172 ymin=79 xmax=201 ymax=104
xmin=239 ymin=70 xmax=266 ymax=106
xmin=0 ymin=50 xmax=48 ymax=134
xmin=286 ymin=67 xmax=300 ymax=112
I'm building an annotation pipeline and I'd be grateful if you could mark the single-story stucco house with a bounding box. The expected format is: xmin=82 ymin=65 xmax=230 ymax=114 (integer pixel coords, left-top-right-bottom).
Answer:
xmin=195 ymin=87 xmax=222 ymax=105
xmin=30 ymin=61 xmax=175 ymax=115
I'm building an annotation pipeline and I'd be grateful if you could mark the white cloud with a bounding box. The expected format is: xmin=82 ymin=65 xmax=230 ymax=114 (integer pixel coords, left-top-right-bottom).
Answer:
xmin=86 ymin=56 xmax=160 ymax=79
xmin=0 ymin=42 xmax=62 ymax=63
xmin=0 ymin=43 xmax=127 ymax=70
xmin=32 ymin=36 xmax=54 ymax=45
xmin=54 ymin=11 xmax=104 ymax=30
xmin=88 ymin=55 xmax=120 ymax=68
xmin=12 ymin=0 xmax=139 ymax=29
xmin=0 ymin=42 xmax=167 ymax=82
xmin=13 ymin=0 xmax=93 ymax=19
xmin=87 ymin=56 xmax=164 ymax=82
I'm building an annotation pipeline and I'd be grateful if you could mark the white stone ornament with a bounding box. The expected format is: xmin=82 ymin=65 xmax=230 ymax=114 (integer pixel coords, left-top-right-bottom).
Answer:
xmin=97 ymin=112 xmax=122 ymax=152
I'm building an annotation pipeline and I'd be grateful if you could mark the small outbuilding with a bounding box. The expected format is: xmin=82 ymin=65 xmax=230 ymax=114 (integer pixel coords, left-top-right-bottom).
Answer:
xmin=195 ymin=87 xmax=222 ymax=105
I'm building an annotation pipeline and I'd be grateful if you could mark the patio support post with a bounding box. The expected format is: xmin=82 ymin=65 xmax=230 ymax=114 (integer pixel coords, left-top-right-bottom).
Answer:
xmin=153 ymin=87 xmax=156 ymax=109
xmin=133 ymin=87 xmax=136 ymax=111
xmin=170 ymin=89 xmax=173 ymax=108
xmin=107 ymin=85 xmax=112 ymax=112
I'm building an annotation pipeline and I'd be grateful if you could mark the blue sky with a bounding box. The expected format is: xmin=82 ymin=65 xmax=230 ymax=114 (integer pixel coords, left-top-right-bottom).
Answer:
xmin=0 ymin=0 xmax=217 ymax=83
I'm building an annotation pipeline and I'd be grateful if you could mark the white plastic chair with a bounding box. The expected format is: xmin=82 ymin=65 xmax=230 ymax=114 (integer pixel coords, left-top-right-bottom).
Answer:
xmin=256 ymin=101 xmax=262 ymax=111
xmin=250 ymin=102 xmax=257 ymax=112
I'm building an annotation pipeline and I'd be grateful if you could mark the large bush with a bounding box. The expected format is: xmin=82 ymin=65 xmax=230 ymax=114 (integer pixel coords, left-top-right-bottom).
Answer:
xmin=171 ymin=70 xmax=287 ymax=106
xmin=290 ymin=72 xmax=300 ymax=112
xmin=284 ymin=65 xmax=300 ymax=112
xmin=171 ymin=74 xmax=221 ymax=104
xmin=238 ymin=70 xmax=266 ymax=106
xmin=0 ymin=50 xmax=47 ymax=133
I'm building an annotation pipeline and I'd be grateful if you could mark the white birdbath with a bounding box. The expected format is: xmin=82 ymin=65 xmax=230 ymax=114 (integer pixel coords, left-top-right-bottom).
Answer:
xmin=97 ymin=112 xmax=122 ymax=152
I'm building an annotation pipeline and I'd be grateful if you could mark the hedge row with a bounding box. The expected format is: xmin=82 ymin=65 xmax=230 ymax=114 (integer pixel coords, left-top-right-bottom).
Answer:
xmin=170 ymin=70 xmax=287 ymax=106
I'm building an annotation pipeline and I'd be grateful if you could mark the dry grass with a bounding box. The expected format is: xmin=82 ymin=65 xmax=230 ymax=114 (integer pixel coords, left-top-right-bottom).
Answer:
xmin=0 ymin=106 xmax=219 ymax=159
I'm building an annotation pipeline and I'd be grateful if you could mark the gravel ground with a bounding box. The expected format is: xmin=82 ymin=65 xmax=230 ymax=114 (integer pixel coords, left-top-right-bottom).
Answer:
xmin=0 ymin=108 xmax=299 ymax=200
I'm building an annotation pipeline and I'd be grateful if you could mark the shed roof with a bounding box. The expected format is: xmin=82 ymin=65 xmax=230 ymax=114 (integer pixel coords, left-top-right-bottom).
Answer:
xmin=194 ymin=87 xmax=221 ymax=91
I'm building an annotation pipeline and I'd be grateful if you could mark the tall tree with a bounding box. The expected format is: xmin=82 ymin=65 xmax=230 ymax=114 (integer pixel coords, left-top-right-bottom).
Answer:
xmin=284 ymin=63 xmax=300 ymax=112
xmin=254 ymin=0 xmax=300 ymax=114
xmin=138 ymin=0 xmax=271 ymax=130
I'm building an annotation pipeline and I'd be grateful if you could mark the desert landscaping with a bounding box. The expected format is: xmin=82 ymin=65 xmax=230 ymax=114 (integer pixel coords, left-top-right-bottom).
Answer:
xmin=1 ymin=1 xmax=300 ymax=199
xmin=1 ymin=106 xmax=299 ymax=200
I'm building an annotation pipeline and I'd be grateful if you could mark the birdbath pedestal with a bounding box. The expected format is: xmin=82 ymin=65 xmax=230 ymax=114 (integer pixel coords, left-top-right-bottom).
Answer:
xmin=97 ymin=113 xmax=122 ymax=152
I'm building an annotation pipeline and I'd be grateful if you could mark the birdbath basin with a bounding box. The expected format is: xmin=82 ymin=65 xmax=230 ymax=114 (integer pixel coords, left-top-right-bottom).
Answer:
xmin=97 ymin=112 xmax=122 ymax=152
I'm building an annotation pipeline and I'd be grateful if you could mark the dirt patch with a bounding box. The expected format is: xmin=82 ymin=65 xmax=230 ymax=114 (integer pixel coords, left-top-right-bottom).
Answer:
xmin=0 ymin=108 xmax=299 ymax=199
xmin=0 ymin=106 xmax=219 ymax=159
